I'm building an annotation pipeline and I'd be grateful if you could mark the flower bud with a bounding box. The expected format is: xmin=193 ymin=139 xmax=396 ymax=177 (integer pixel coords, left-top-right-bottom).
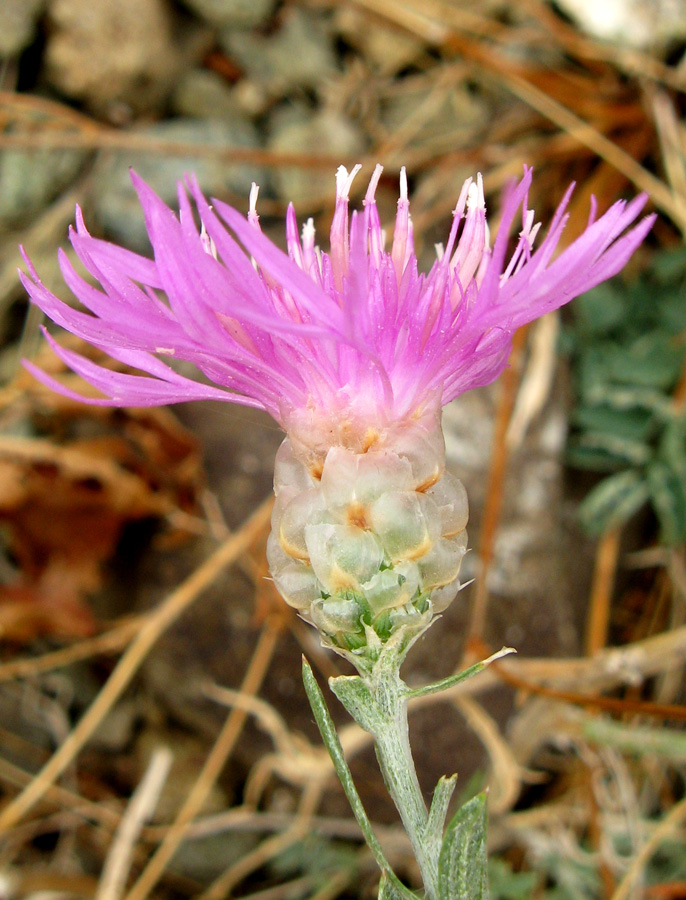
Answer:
xmin=267 ymin=411 xmax=468 ymax=668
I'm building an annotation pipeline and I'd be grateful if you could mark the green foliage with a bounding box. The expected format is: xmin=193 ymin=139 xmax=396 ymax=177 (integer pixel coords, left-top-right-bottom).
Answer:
xmin=488 ymin=858 xmax=538 ymax=900
xmin=565 ymin=249 xmax=686 ymax=544
xmin=269 ymin=834 xmax=358 ymax=882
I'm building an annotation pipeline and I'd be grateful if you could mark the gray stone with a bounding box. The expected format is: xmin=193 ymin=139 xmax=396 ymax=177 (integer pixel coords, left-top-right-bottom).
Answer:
xmin=220 ymin=8 xmax=339 ymax=95
xmin=92 ymin=118 xmax=265 ymax=252
xmin=380 ymin=81 xmax=487 ymax=153
xmin=179 ymin=0 xmax=276 ymax=29
xmin=168 ymin=830 xmax=261 ymax=883
xmin=335 ymin=5 xmax=424 ymax=75
xmin=0 ymin=0 xmax=46 ymax=56
xmin=171 ymin=69 xmax=246 ymax=122
xmin=442 ymin=382 xmax=583 ymax=660
xmin=44 ymin=0 xmax=204 ymax=118
xmin=267 ymin=106 xmax=365 ymax=205
xmin=554 ymin=0 xmax=686 ymax=49
xmin=0 ymin=143 xmax=87 ymax=230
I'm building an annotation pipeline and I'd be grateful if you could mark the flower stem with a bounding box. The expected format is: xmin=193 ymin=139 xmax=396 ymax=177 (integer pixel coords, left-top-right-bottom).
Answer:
xmin=368 ymin=667 xmax=439 ymax=900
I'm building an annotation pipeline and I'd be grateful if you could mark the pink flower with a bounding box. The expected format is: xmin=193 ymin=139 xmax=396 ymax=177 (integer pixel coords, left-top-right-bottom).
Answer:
xmin=21 ymin=165 xmax=654 ymax=451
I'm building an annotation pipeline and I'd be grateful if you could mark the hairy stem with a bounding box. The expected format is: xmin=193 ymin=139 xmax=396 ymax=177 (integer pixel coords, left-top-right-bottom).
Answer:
xmin=369 ymin=667 xmax=439 ymax=900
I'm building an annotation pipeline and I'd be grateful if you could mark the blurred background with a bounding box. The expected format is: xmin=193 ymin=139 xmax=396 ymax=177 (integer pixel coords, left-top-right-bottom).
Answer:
xmin=0 ymin=1 xmax=685 ymax=898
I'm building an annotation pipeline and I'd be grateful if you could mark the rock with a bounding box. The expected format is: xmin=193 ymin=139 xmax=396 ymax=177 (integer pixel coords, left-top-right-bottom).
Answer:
xmin=442 ymin=381 xmax=583 ymax=660
xmin=267 ymin=106 xmax=365 ymax=204
xmin=553 ymin=0 xmax=686 ymax=49
xmin=380 ymin=80 xmax=487 ymax=154
xmin=168 ymin=830 xmax=261 ymax=884
xmin=135 ymin=728 xmax=233 ymax=822
xmin=335 ymin=6 xmax=424 ymax=75
xmin=92 ymin=118 xmax=265 ymax=252
xmin=44 ymin=0 xmax=205 ymax=118
xmin=220 ymin=7 xmax=339 ymax=95
xmin=178 ymin=0 xmax=276 ymax=29
xmin=0 ymin=141 xmax=87 ymax=230
xmin=171 ymin=69 xmax=246 ymax=122
xmin=0 ymin=0 xmax=46 ymax=57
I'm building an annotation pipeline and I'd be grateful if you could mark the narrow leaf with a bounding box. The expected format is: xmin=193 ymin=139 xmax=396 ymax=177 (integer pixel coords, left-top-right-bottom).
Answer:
xmin=574 ymin=432 xmax=652 ymax=466
xmin=330 ymin=674 xmax=383 ymax=734
xmin=647 ymin=462 xmax=686 ymax=546
xmin=404 ymin=647 xmax=515 ymax=700
xmin=301 ymin=658 xmax=416 ymax=900
xmin=578 ymin=469 xmax=650 ymax=535
xmin=378 ymin=872 xmax=419 ymax=900
xmin=438 ymin=792 xmax=489 ymax=900
xmin=424 ymin=774 xmax=458 ymax=860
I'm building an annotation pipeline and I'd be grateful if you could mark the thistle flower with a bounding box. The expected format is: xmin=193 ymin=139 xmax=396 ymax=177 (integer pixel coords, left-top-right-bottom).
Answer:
xmin=20 ymin=165 xmax=654 ymax=667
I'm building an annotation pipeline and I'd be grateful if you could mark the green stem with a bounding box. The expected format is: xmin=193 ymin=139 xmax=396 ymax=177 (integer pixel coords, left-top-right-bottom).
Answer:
xmin=369 ymin=667 xmax=440 ymax=900
xmin=302 ymin=659 xmax=418 ymax=900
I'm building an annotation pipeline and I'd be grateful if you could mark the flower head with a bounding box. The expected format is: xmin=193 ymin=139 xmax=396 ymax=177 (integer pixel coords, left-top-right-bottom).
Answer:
xmin=21 ymin=165 xmax=654 ymax=461
xmin=20 ymin=166 xmax=655 ymax=666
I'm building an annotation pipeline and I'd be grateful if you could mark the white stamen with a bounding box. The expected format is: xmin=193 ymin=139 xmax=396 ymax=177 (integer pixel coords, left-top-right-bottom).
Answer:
xmin=452 ymin=176 xmax=473 ymax=219
xmin=399 ymin=166 xmax=408 ymax=202
xmin=302 ymin=217 xmax=315 ymax=251
xmin=301 ymin=217 xmax=318 ymax=275
xmin=364 ymin=164 xmax=384 ymax=205
xmin=249 ymin=183 xmax=259 ymax=214
xmin=248 ymin=183 xmax=260 ymax=228
xmin=335 ymin=164 xmax=362 ymax=201
xmin=200 ymin=222 xmax=218 ymax=260
xmin=466 ymin=173 xmax=485 ymax=212
xmin=435 ymin=242 xmax=445 ymax=261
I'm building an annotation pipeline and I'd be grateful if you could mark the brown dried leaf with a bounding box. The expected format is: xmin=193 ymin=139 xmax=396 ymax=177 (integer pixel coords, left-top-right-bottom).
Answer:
xmin=0 ymin=339 xmax=206 ymax=643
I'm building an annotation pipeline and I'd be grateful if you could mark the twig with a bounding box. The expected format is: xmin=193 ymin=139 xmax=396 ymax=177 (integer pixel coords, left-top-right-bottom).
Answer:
xmin=585 ymin=529 xmax=622 ymax=657
xmin=506 ymin=313 xmax=560 ymax=450
xmin=123 ymin=618 xmax=281 ymax=900
xmin=143 ymin=806 xmax=408 ymax=850
xmin=306 ymin=867 xmax=358 ymax=900
xmin=0 ymin=496 xmax=273 ymax=835
xmin=197 ymin=779 xmax=325 ymax=900
xmin=0 ymin=130 xmax=364 ymax=172
xmin=96 ymin=747 xmax=173 ymax=900
xmin=233 ymin=874 xmax=318 ymax=900
xmin=490 ymin=68 xmax=685 ymax=231
xmin=492 ymin=662 xmax=686 ymax=722
xmin=451 ymin=695 xmax=524 ymax=815
xmin=0 ymin=756 xmax=120 ymax=830
xmin=609 ymin=794 xmax=686 ymax=900
xmin=465 ymin=325 xmax=529 ymax=652
xmin=0 ymin=618 xmax=143 ymax=683
xmin=351 ymin=0 xmax=684 ymax=229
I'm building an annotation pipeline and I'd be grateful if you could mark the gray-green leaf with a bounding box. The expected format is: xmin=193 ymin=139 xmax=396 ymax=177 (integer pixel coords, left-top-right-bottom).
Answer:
xmin=578 ymin=469 xmax=650 ymax=535
xmin=438 ymin=792 xmax=489 ymax=900
xmin=329 ymin=674 xmax=383 ymax=734
xmin=647 ymin=462 xmax=686 ymax=546
xmin=378 ymin=872 xmax=419 ymax=899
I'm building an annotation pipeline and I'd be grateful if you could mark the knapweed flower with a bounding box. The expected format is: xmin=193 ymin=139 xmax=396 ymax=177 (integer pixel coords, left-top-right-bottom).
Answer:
xmin=21 ymin=165 xmax=654 ymax=668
